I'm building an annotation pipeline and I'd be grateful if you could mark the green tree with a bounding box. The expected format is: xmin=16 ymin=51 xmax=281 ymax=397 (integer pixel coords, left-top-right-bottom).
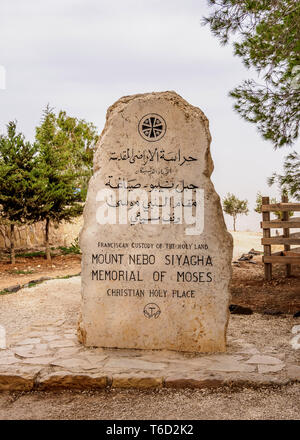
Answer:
xmin=203 ymin=0 xmax=300 ymax=148
xmin=268 ymin=151 xmax=300 ymax=201
xmin=55 ymin=110 xmax=98 ymax=201
xmin=0 ymin=121 xmax=39 ymax=263
xmin=34 ymin=106 xmax=98 ymax=261
xmin=254 ymin=191 xmax=293 ymax=219
xmin=223 ymin=193 xmax=249 ymax=231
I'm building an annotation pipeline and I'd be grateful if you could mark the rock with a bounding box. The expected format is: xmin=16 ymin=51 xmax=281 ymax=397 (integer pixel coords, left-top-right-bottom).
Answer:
xmin=37 ymin=371 xmax=108 ymax=390
xmin=77 ymin=354 xmax=108 ymax=368
xmin=291 ymin=325 xmax=300 ymax=334
xmin=287 ymin=365 xmax=300 ymax=381
xmin=37 ymin=276 xmax=53 ymax=282
xmin=248 ymin=249 xmax=262 ymax=255
xmin=105 ymin=358 xmax=167 ymax=371
xmin=205 ymin=359 xmax=256 ymax=373
xmin=49 ymin=340 xmax=78 ymax=349
xmin=4 ymin=284 xmax=21 ymax=293
xmin=165 ymin=374 xmax=223 ymax=389
xmin=263 ymin=309 xmax=283 ymax=316
xmin=0 ymin=354 xmax=18 ymax=365
xmin=64 ymin=334 xmax=77 ymax=340
xmin=238 ymin=254 xmax=253 ymax=261
xmin=24 ymin=276 xmax=52 ymax=287
xmin=64 ymin=329 xmax=77 ymax=335
xmin=237 ymin=347 xmax=260 ymax=355
xmin=27 ymin=331 xmax=48 ymax=338
xmin=258 ymin=364 xmax=285 ymax=374
xmin=27 ymin=278 xmax=43 ymax=285
xmin=246 ymin=355 xmax=284 ymax=365
xmin=55 ymin=347 xmax=81 ymax=357
xmin=22 ymin=356 xmax=56 ymax=365
xmin=13 ymin=344 xmax=52 ymax=358
xmin=79 ymin=91 xmax=233 ymax=353
xmin=0 ymin=372 xmax=35 ymax=391
xmin=50 ymin=358 xmax=98 ymax=371
xmin=112 ymin=374 xmax=163 ymax=389
xmin=42 ymin=335 xmax=61 ymax=342
xmin=229 ymin=304 xmax=253 ymax=315
xmin=15 ymin=338 xmax=41 ymax=345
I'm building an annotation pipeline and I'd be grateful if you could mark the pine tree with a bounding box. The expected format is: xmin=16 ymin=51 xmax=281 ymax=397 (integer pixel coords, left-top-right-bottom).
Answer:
xmin=223 ymin=193 xmax=249 ymax=231
xmin=203 ymin=1 xmax=300 ymax=148
xmin=34 ymin=106 xmax=98 ymax=261
xmin=55 ymin=111 xmax=98 ymax=201
xmin=254 ymin=191 xmax=293 ymax=219
xmin=268 ymin=152 xmax=300 ymax=201
xmin=0 ymin=121 xmax=39 ymax=263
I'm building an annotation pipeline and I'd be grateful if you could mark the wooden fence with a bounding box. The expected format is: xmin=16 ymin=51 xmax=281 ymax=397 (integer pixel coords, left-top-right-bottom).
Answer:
xmin=261 ymin=195 xmax=300 ymax=281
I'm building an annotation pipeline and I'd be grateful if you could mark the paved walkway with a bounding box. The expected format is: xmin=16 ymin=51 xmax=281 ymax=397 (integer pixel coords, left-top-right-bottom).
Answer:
xmin=1 ymin=321 xmax=300 ymax=391
xmin=0 ymin=278 xmax=299 ymax=391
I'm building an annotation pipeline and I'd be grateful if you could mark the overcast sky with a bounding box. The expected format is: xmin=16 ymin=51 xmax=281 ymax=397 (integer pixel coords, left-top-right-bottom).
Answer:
xmin=0 ymin=0 xmax=290 ymax=230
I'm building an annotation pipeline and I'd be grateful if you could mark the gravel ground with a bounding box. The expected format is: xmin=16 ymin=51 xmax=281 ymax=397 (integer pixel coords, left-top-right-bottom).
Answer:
xmin=0 ymin=385 xmax=299 ymax=420
xmin=0 ymin=277 xmax=80 ymax=343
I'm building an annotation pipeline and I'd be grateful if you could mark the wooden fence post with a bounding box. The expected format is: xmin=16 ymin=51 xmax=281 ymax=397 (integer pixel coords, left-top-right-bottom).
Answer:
xmin=282 ymin=195 xmax=292 ymax=277
xmin=262 ymin=197 xmax=272 ymax=281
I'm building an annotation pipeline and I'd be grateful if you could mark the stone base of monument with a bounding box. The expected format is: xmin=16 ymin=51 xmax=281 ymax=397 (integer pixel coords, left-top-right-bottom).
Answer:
xmin=0 ymin=318 xmax=298 ymax=392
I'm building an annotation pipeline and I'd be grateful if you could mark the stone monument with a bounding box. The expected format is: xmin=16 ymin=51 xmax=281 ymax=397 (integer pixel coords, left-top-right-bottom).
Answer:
xmin=79 ymin=91 xmax=233 ymax=352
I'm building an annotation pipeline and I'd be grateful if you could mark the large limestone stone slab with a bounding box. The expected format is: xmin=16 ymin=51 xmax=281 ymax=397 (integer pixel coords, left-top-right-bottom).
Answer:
xmin=79 ymin=91 xmax=233 ymax=352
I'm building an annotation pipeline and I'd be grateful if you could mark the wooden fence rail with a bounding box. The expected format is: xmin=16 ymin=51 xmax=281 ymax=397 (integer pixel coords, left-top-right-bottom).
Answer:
xmin=261 ymin=195 xmax=300 ymax=281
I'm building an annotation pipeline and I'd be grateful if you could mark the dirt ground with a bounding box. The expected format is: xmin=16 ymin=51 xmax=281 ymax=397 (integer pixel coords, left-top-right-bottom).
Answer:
xmin=230 ymin=258 xmax=300 ymax=314
xmin=0 ymin=254 xmax=81 ymax=291
xmin=0 ymin=385 xmax=299 ymax=420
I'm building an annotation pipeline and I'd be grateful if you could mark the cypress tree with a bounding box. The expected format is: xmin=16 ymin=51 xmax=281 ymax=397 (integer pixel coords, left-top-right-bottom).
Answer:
xmin=0 ymin=121 xmax=39 ymax=263
xmin=34 ymin=106 xmax=98 ymax=260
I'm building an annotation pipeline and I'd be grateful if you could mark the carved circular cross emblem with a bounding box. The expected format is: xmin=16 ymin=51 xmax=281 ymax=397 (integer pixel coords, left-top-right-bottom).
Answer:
xmin=143 ymin=303 xmax=161 ymax=319
xmin=138 ymin=114 xmax=166 ymax=142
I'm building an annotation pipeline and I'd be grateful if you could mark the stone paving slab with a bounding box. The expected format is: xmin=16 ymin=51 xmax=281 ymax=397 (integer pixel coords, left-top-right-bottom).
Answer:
xmin=0 ymin=320 xmax=299 ymax=391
